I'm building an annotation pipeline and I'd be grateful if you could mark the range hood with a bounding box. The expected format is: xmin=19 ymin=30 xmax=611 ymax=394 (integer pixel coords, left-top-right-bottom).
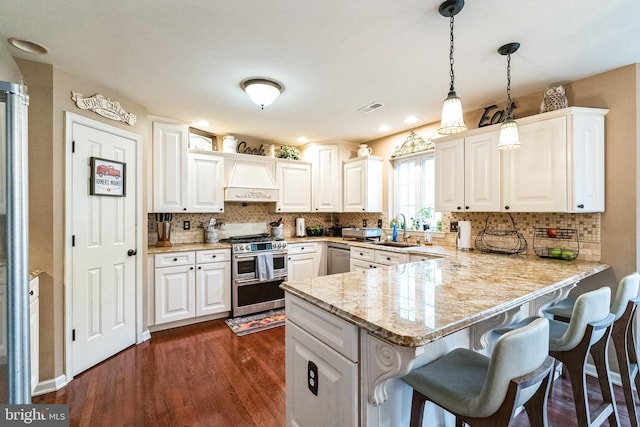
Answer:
xmin=224 ymin=158 xmax=280 ymax=202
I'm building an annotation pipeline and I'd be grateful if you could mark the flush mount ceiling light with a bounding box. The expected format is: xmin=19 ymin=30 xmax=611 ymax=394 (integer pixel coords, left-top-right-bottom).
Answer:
xmin=437 ymin=0 xmax=467 ymax=135
xmin=8 ymin=37 xmax=48 ymax=54
xmin=241 ymin=78 xmax=283 ymax=109
xmin=497 ymin=42 xmax=521 ymax=150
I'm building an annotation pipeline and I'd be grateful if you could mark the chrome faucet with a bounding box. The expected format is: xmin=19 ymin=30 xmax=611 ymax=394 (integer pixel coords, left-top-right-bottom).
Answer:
xmin=396 ymin=213 xmax=408 ymax=242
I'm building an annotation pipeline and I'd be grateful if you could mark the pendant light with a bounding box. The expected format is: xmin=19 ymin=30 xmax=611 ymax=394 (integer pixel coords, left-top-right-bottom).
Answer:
xmin=497 ymin=42 xmax=521 ymax=150
xmin=241 ymin=78 xmax=283 ymax=109
xmin=437 ymin=0 xmax=467 ymax=135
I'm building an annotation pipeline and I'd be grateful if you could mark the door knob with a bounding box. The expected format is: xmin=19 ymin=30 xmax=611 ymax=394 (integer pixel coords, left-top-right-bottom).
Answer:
xmin=127 ymin=249 xmax=137 ymax=256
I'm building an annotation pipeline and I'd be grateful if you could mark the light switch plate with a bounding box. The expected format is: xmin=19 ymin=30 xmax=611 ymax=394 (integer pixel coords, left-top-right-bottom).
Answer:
xmin=183 ymin=220 xmax=190 ymax=230
xmin=450 ymin=221 xmax=458 ymax=232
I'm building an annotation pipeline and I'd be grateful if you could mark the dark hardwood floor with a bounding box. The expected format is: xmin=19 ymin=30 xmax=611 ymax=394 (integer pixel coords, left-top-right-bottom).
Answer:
xmin=33 ymin=319 xmax=632 ymax=426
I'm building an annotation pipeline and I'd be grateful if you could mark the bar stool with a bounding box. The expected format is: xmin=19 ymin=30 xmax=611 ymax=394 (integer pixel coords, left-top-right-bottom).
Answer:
xmin=401 ymin=317 xmax=553 ymax=427
xmin=495 ymin=286 xmax=618 ymax=427
xmin=544 ymin=272 xmax=640 ymax=426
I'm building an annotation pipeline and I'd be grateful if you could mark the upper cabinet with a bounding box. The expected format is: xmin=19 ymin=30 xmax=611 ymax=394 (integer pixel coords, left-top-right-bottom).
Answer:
xmin=343 ymin=156 xmax=383 ymax=212
xmin=304 ymin=144 xmax=342 ymax=212
xmin=153 ymin=122 xmax=188 ymax=212
xmin=153 ymin=122 xmax=224 ymax=213
xmin=275 ymin=160 xmax=312 ymax=212
xmin=435 ymin=107 xmax=607 ymax=213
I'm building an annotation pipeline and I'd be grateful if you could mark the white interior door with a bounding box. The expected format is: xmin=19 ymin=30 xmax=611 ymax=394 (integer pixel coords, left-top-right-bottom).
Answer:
xmin=70 ymin=122 xmax=137 ymax=375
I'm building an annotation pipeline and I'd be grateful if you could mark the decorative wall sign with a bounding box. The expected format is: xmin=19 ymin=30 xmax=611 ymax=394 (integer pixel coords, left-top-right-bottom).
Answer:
xmin=90 ymin=157 xmax=126 ymax=196
xmin=390 ymin=131 xmax=434 ymax=158
xmin=478 ymin=102 xmax=517 ymax=128
xmin=237 ymin=141 xmax=266 ymax=156
xmin=71 ymin=92 xmax=137 ymax=125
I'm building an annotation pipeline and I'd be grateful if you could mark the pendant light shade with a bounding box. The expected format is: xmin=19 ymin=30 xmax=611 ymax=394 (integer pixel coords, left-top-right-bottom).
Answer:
xmin=241 ymin=78 xmax=283 ymax=109
xmin=497 ymin=42 xmax=521 ymax=150
xmin=438 ymin=0 xmax=467 ymax=135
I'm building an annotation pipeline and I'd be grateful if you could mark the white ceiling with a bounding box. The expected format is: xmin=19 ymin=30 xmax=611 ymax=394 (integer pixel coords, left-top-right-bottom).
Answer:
xmin=1 ymin=0 xmax=639 ymax=144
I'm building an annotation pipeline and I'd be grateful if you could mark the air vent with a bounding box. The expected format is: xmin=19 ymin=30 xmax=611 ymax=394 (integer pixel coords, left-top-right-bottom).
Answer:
xmin=358 ymin=102 xmax=385 ymax=113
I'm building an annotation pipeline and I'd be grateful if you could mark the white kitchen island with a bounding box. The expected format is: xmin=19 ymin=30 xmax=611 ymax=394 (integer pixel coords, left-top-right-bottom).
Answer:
xmin=280 ymin=249 xmax=609 ymax=427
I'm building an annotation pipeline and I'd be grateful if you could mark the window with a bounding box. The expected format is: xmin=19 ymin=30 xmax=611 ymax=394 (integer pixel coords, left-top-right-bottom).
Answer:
xmin=393 ymin=153 xmax=440 ymax=229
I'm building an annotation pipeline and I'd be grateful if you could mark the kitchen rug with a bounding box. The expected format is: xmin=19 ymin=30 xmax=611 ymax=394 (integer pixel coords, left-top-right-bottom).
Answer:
xmin=225 ymin=309 xmax=286 ymax=336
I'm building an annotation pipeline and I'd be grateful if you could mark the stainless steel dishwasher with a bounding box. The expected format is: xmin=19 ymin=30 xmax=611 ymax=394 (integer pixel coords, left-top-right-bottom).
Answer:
xmin=327 ymin=242 xmax=351 ymax=275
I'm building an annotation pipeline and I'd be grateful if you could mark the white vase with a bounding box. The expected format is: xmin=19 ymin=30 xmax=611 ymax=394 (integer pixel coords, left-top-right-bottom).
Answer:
xmin=222 ymin=135 xmax=238 ymax=153
xmin=357 ymin=144 xmax=372 ymax=157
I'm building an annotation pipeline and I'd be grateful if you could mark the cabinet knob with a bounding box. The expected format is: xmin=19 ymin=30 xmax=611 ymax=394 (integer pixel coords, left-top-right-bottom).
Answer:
xmin=198 ymin=266 xmax=202 ymax=270
xmin=465 ymin=206 xmax=469 ymax=210
xmin=219 ymin=208 xmax=223 ymax=211
xmin=301 ymin=247 xmax=305 ymax=250
xmin=127 ymin=249 xmax=137 ymax=257
xmin=212 ymin=255 xmax=216 ymax=258
xmin=457 ymin=206 xmax=462 ymax=210
xmin=29 ymin=290 xmax=34 ymax=296
xmin=504 ymin=205 xmax=510 ymax=210
xmin=288 ymin=257 xmax=291 ymax=260
xmin=173 ymin=258 xmax=178 ymax=262
xmin=362 ymin=209 xmax=365 ymax=212
xmin=183 ymin=208 xmax=187 ymax=211
xmin=577 ymin=204 xmax=585 ymax=209
xmin=386 ymin=257 xmax=391 ymax=261
xmin=315 ymin=208 xmax=318 ymax=211
xmin=190 ymin=267 xmax=194 ymax=270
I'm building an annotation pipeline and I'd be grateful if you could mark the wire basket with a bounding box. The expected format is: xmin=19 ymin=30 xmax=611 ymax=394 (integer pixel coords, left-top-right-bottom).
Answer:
xmin=475 ymin=213 xmax=528 ymax=255
xmin=533 ymin=228 xmax=579 ymax=260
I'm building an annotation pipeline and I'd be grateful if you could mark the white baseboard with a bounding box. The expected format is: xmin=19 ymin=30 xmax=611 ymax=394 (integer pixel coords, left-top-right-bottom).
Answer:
xmin=140 ymin=329 xmax=151 ymax=343
xmin=32 ymin=374 xmax=67 ymax=397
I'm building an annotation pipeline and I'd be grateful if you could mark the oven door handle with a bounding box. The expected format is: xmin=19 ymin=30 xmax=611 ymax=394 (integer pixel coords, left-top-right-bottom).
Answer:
xmin=234 ymin=254 xmax=258 ymax=260
xmin=234 ymin=275 xmax=288 ymax=285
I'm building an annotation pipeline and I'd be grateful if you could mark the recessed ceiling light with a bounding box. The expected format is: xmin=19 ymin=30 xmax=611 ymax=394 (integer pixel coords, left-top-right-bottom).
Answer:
xmin=191 ymin=120 xmax=210 ymax=128
xmin=378 ymin=125 xmax=391 ymax=132
xmin=8 ymin=38 xmax=48 ymax=54
xmin=296 ymin=136 xmax=308 ymax=143
xmin=403 ymin=116 xmax=419 ymax=124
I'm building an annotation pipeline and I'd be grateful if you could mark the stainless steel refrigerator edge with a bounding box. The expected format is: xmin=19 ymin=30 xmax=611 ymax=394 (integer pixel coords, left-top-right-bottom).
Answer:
xmin=1 ymin=81 xmax=30 ymax=403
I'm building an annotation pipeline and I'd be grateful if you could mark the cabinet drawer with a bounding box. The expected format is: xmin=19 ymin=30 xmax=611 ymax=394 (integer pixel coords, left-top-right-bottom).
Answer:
xmin=286 ymin=294 xmax=358 ymax=362
xmin=196 ymin=249 xmax=230 ymax=264
xmin=375 ymin=250 xmax=408 ymax=266
xmin=29 ymin=277 xmax=39 ymax=302
xmin=155 ymin=251 xmax=195 ymax=267
xmin=288 ymin=242 xmax=318 ymax=255
xmin=350 ymin=247 xmax=375 ymax=262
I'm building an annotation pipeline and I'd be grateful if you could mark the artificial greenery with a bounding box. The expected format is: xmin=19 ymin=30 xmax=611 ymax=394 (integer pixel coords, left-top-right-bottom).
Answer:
xmin=276 ymin=145 xmax=300 ymax=160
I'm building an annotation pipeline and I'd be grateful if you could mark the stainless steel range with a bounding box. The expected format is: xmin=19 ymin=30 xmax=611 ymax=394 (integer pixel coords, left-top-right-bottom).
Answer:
xmin=228 ymin=234 xmax=288 ymax=316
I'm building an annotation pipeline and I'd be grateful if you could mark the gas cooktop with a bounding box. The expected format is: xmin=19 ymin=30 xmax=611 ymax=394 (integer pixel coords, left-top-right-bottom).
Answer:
xmin=222 ymin=233 xmax=285 ymax=244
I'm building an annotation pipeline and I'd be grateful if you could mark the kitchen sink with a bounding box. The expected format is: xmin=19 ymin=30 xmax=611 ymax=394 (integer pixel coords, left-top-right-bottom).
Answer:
xmin=372 ymin=241 xmax=420 ymax=248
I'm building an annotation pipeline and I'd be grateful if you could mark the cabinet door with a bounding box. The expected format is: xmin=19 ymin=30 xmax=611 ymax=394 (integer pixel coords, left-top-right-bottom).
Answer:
xmin=465 ymin=131 xmax=501 ymax=211
xmin=435 ymin=138 xmax=465 ymax=212
xmin=349 ymin=258 xmax=380 ymax=271
xmin=196 ymin=262 xmax=231 ymax=316
xmin=288 ymin=254 xmax=317 ymax=281
xmin=276 ymin=161 xmax=312 ymax=212
xmin=187 ymin=152 xmax=225 ymax=212
xmin=374 ymin=250 xmax=408 ymax=266
xmin=153 ymin=122 xmax=188 ymax=212
xmin=569 ymin=113 xmax=605 ymax=212
xmin=286 ymin=320 xmax=358 ymax=427
xmin=343 ymin=160 xmax=366 ymax=212
xmin=502 ymin=116 xmax=567 ymax=212
xmin=312 ymin=145 xmax=341 ymax=212
xmin=155 ymin=265 xmax=196 ymax=324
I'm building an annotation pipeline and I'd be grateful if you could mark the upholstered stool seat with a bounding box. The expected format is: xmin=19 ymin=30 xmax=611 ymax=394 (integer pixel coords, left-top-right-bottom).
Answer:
xmin=496 ymin=286 xmax=619 ymax=427
xmin=402 ymin=317 xmax=553 ymax=427
xmin=543 ymin=273 xmax=640 ymax=426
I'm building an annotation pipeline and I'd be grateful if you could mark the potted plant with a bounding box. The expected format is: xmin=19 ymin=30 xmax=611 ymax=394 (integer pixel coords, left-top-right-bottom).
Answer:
xmin=276 ymin=145 xmax=300 ymax=160
xmin=416 ymin=207 xmax=433 ymax=230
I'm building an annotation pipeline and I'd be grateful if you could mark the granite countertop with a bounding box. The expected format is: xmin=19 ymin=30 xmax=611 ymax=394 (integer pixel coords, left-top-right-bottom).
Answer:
xmin=148 ymin=242 xmax=231 ymax=254
xmin=281 ymin=251 xmax=609 ymax=348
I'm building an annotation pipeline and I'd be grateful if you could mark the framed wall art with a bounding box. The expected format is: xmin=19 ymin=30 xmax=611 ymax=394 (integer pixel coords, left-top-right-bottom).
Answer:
xmin=90 ymin=156 xmax=126 ymax=196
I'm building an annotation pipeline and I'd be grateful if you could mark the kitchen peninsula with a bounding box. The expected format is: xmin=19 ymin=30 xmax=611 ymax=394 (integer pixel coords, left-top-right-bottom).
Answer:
xmin=281 ymin=251 xmax=609 ymax=427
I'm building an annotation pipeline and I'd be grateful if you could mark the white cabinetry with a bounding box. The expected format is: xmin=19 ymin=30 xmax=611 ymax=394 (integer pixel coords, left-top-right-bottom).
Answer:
xmin=275 ymin=160 xmax=312 ymax=213
xmin=29 ymin=276 xmax=39 ymax=394
xmin=187 ymin=152 xmax=225 ymax=213
xmin=502 ymin=108 xmax=606 ymax=212
xmin=153 ymin=122 xmax=225 ymax=213
xmin=343 ymin=156 xmax=383 ymax=212
xmin=154 ymin=249 xmax=231 ymax=325
xmin=285 ymin=294 xmax=358 ymax=427
xmin=153 ymin=122 xmax=188 ymax=212
xmin=434 ymin=130 xmax=500 ymax=212
xmin=434 ymin=107 xmax=607 ymax=213
xmin=288 ymin=242 xmax=325 ymax=280
xmin=304 ymin=144 xmax=343 ymax=212
xmin=350 ymin=246 xmax=408 ymax=271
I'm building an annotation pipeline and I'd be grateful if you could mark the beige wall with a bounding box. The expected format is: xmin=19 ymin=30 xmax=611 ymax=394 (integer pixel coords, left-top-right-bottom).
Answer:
xmin=367 ymin=64 xmax=639 ymax=281
xmin=0 ymin=45 xmax=22 ymax=83
xmin=17 ymin=58 xmax=149 ymax=382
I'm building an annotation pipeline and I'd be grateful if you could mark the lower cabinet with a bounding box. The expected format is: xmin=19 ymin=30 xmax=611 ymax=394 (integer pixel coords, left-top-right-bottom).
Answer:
xmin=350 ymin=246 xmax=409 ymax=271
xmin=154 ymin=249 xmax=230 ymax=325
xmin=285 ymin=295 xmax=358 ymax=427
xmin=29 ymin=277 xmax=39 ymax=394
xmin=288 ymin=242 xmax=325 ymax=280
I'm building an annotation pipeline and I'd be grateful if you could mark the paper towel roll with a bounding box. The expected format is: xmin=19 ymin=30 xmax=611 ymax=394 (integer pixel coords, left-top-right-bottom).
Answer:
xmin=457 ymin=221 xmax=472 ymax=250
